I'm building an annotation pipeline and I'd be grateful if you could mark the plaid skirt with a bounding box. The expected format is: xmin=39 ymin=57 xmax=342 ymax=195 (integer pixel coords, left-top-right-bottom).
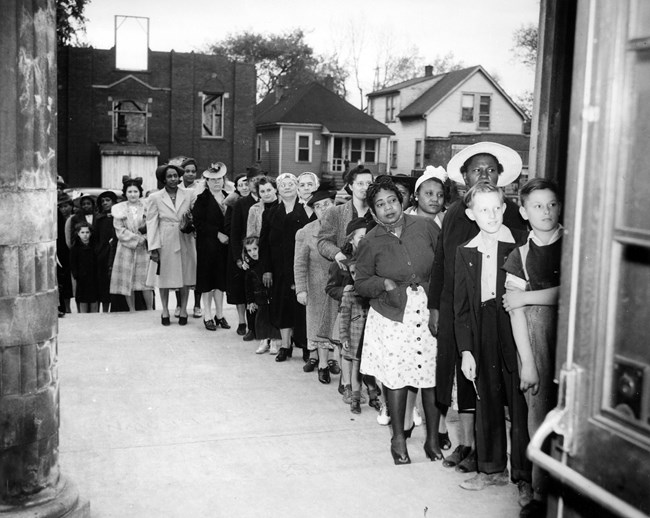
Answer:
xmin=109 ymin=242 xmax=152 ymax=296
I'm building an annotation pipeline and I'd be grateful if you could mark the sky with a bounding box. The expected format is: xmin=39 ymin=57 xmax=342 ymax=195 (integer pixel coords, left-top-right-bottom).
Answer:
xmin=82 ymin=0 xmax=540 ymax=108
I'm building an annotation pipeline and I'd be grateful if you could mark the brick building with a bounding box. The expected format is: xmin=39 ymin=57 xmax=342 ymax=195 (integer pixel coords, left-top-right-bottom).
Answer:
xmin=57 ymin=46 xmax=256 ymax=192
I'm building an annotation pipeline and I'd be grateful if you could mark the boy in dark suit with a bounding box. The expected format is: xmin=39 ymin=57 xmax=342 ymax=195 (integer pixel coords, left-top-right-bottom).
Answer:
xmin=454 ymin=181 xmax=532 ymax=498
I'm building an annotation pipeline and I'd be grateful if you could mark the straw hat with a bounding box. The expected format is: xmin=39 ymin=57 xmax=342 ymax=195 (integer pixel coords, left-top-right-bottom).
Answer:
xmin=203 ymin=162 xmax=227 ymax=179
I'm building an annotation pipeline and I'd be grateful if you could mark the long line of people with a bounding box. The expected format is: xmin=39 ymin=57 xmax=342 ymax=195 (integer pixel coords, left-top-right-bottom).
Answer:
xmin=56 ymin=142 xmax=560 ymax=518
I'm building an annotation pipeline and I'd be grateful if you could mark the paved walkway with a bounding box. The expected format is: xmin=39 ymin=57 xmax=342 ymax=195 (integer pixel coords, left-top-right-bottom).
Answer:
xmin=58 ymin=306 xmax=521 ymax=518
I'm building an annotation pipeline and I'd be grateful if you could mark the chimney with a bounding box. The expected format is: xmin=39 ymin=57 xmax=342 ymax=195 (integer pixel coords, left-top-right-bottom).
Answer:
xmin=323 ymin=74 xmax=334 ymax=91
xmin=275 ymin=84 xmax=285 ymax=104
xmin=425 ymin=65 xmax=433 ymax=77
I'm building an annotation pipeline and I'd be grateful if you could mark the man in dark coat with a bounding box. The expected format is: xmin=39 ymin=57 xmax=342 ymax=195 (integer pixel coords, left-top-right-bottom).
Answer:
xmin=428 ymin=142 xmax=528 ymax=474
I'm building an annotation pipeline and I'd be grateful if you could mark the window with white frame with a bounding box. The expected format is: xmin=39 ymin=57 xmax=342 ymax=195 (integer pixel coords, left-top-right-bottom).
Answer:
xmin=296 ymin=133 xmax=312 ymax=162
xmin=385 ymin=95 xmax=397 ymax=122
xmin=478 ymin=95 xmax=491 ymax=130
xmin=368 ymin=98 xmax=374 ymax=117
xmin=461 ymin=94 xmax=475 ymax=122
xmin=112 ymin=98 xmax=149 ymax=144
xmin=202 ymin=93 xmax=224 ymax=138
xmin=414 ymin=140 xmax=423 ymax=169
xmin=350 ymin=138 xmax=378 ymax=164
xmin=390 ymin=140 xmax=398 ymax=169
xmin=256 ymin=134 xmax=262 ymax=162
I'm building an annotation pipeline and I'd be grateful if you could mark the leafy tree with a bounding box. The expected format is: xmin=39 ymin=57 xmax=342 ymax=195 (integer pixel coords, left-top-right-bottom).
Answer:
xmin=373 ymin=50 xmax=464 ymax=91
xmin=428 ymin=52 xmax=465 ymax=75
xmin=56 ymin=0 xmax=90 ymax=47
xmin=512 ymin=23 xmax=538 ymax=69
xmin=207 ymin=29 xmax=347 ymax=101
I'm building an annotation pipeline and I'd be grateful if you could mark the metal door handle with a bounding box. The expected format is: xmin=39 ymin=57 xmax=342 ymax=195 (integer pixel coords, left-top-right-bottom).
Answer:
xmin=528 ymin=403 xmax=648 ymax=518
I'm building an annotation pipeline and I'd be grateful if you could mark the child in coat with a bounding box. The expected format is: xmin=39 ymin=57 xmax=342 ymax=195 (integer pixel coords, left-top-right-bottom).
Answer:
xmin=243 ymin=236 xmax=281 ymax=354
xmin=69 ymin=221 xmax=99 ymax=313
xmin=453 ymin=181 xmax=532 ymax=495
xmin=502 ymin=178 xmax=563 ymax=516
xmin=339 ymin=258 xmax=370 ymax=414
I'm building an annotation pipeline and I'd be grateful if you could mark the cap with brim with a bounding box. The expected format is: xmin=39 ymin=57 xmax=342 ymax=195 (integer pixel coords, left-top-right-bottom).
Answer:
xmin=446 ymin=142 xmax=522 ymax=187
xmin=203 ymin=162 xmax=227 ymax=179
xmin=57 ymin=192 xmax=73 ymax=205
xmin=246 ymin=165 xmax=263 ymax=179
xmin=307 ymin=188 xmax=336 ymax=207
xmin=155 ymin=164 xmax=184 ymax=183
xmin=415 ymin=165 xmax=448 ymax=193
xmin=376 ymin=174 xmax=417 ymax=194
xmin=97 ymin=191 xmax=118 ymax=203
xmin=345 ymin=217 xmax=367 ymax=236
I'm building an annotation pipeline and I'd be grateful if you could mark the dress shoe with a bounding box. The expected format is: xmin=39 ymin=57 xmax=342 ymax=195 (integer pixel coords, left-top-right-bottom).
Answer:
xmin=377 ymin=401 xmax=391 ymax=425
xmin=303 ymin=358 xmax=318 ymax=372
xmin=216 ymin=317 xmax=230 ymax=329
xmin=443 ymin=445 xmax=472 ymax=468
xmin=178 ymin=316 xmax=188 ymax=326
xmin=236 ymin=323 xmax=247 ymax=336
xmin=412 ymin=407 xmax=423 ymax=426
xmin=243 ymin=330 xmax=255 ymax=341
xmin=460 ymin=469 xmax=509 ymax=491
xmin=269 ymin=340 xmax=279 ymax=355
xmin=342 ymin=385 xmax=353 ymax=404
xmin=404 ymin=423 xmax=415 ymax=439
xmin=302 ymin=347 xmax=310 ymax=362
xmin=174 ymin=306 xmax=181 ymax=318
xmin=327 ymin=359 xmax=341 ymax=375
xmin=255 ymin=340 xmax=270 ymax=354
xmin=275 ymin=347 xmax=291 ymax=362
xmin=193 ymin=307 xmax=202 ymax=318
xmin=318 ymin=367 xmax=331 ymax=384
xmin=161 ymin=315 xmax=171 ymax=326
xmin=438 ymin=432 xmax=452 ymax=450
xmin=203 ymin=319 xmax=217 ymax=331
xmin=456 ymin=448 xmax=478 ymax=473
xmin=350 ymin=397 xmax=361 ymax=414
xmin=424 ymin=443 xmax=444 ymax=461
xmin=390 ymin=436 xmax=411 ymax=465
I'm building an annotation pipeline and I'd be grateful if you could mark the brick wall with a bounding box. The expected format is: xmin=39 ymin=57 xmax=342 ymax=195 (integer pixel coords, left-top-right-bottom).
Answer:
xmin=57 ymin=47 xmax=256 ymax=187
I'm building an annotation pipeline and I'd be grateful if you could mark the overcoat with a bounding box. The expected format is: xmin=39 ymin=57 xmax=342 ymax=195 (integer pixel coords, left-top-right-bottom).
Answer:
xmin=146 ymin=188 xmax=197 ymax=289
xmin=294 ymin=219 xmax=336 ymax=342
xmin=192 ymin=189 xmax=228 ymax=293
xmin=110 ymin=200 xmax=151 ymax=296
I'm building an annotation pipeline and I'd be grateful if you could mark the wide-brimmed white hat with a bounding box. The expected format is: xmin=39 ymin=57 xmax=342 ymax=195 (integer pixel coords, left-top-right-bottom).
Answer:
xmin=203 ymin=162 xmax=227 ymax=179
xmin=415 ymin=165 xmax=448 ymax=193
xmin=447 ymin=142 xmax=522 ymax=187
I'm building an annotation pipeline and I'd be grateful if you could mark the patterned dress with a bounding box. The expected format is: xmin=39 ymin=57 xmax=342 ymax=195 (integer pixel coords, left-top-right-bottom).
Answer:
xmin=110 ymin=201 xmax=152 ymax=296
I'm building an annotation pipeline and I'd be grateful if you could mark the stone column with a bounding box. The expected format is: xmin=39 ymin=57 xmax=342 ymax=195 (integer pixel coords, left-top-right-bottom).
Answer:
xmin=0 ymin=1 xmax=88 ymax=516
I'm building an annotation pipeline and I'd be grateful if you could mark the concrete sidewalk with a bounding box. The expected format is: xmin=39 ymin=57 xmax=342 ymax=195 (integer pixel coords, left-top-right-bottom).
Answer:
xmin=57 ymin=307 xmax=521 ymax=518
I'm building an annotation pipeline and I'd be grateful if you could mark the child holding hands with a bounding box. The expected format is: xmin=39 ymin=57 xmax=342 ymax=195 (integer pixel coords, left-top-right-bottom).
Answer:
xmin=453 ymin=181 xmax=532 ymax=497
xmin=502 ymin=178 xmax=563 ymax=517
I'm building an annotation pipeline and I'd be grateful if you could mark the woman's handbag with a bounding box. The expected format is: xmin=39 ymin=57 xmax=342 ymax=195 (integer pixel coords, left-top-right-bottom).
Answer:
xmin=179 ymin=209 xmax=195 ymax=234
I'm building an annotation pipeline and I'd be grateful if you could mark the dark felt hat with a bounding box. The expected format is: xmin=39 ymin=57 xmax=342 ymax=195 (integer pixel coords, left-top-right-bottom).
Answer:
xmin=345 ymin=217 xmax=368 ymax=236
xmin=376 ymin=174 xmax=417 ymax=194
xmin=57 ymin=191 xmax=73 ymax=205
xmin=97 ymin=190 xmax=118 ymax=203
xmin=306 ymin=187 xmax=336 ymax=207
xmin=155 ymin=163 xmax=184 ymax=183
xmin=246 ymin=165 xmax=263 ymax=179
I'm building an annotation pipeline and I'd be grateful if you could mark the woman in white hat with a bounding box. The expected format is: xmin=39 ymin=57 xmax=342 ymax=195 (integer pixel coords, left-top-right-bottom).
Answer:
xmin=192 ymin=163 xmax=231 ymax=331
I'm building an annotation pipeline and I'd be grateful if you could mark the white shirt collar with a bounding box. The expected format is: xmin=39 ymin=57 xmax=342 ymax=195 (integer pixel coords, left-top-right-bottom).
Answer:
xmin=528 ymin=224 xmax=564 ymax=246
xmin=465 ymin=225 xmax=516 ymax=252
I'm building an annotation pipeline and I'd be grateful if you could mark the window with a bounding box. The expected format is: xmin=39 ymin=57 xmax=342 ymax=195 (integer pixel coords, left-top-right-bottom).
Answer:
xmin=461 ymin=94 xmax=475 ymax=122
xmin=414 ymin=140 xmax=423 ymax=169
xmin=202 ymin=93 xmax=224 ymax=138
xmin=368 ymin=98 xmax=374 ymax=117
xmin=478 ymin=95 xmax=491 ymax=130
xmin=385 ymin=95 xmax=397 ymax=122
xmin=112 ymin=99 xmax=149 ymax=144
xmin=390 ymin=140 xmax=398 ymax=169
xmin=256 ymin=134 xmax=262 ymax=162
xmin=350 ymin=138 xmax=377 ymax=164
xmin=296 ymin=133 xmax=312 ymax=162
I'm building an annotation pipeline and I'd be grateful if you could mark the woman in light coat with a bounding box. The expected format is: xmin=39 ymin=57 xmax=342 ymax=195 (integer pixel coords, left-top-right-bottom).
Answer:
xmin=147 ymin=163 xmax=197 ymax=325
xmin=110 ymin=177 xmax=154 ymax=311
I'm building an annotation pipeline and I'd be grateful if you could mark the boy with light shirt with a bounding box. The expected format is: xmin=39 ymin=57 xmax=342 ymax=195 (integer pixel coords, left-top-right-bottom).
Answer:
xmin=454 ymin=181 xmax=532 ymax=497
xmin=502 ymin=178 xmax=563 ymax=518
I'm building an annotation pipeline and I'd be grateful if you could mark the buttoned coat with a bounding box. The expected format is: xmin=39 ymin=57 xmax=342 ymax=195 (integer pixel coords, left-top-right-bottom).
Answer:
xmin=146 ymin=188 xmax=197 ymax=288
xmin=110 ymin=200 xmax=150 ymax=296
xmin=317 ymin=200 xmax=356 ymax=260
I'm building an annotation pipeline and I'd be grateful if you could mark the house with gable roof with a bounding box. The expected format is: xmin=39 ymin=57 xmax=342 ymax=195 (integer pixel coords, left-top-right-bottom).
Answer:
xmin=367 ymin=65 xmax=530 ymax=189
xmin=255 ymin=82 xmax=394 ymax=184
